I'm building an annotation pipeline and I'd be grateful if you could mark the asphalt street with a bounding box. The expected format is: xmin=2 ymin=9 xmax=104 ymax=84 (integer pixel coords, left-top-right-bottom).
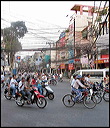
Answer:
xmin=1 ymin=80 xmax=109 ymax=127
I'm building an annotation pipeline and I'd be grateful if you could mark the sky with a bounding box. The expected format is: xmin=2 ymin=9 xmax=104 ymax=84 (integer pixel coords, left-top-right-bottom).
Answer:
xmin=1 ymin=1 xmax=109 ymax=58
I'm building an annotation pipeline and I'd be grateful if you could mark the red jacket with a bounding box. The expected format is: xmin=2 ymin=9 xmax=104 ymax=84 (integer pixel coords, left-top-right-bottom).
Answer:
xmin=31 ymin=79 xmax=36 ymax=85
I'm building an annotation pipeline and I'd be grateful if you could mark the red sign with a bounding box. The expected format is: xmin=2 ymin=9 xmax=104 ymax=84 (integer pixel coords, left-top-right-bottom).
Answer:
xmin=59 ymin=37 xmax=65 ymax=47
xmin=101 ymin=55 xmax=109 ymax=58
xmin=68 ymin=64 xmax=74 ymax=70
xmin=60 ymin=64 xmax=65 ymax=69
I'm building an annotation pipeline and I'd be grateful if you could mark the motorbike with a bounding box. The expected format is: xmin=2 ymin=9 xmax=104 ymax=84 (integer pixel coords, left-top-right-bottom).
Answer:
xmin=58 ymin=77 xmax=63 ymax=82
xmin=93 ymin=80 xmax=104 ymax=97
xmin=92 ymin=82 xmax=103 ymax=104
xmin=4 ymin=85 xmax=19 ymax=100
xmin=15 ymin=86 xmax=47 ymax=108
xmin=41 ymin=80 xmax=54 ymax=100
xmin=48 ymin=78 xmax=57 ymax=86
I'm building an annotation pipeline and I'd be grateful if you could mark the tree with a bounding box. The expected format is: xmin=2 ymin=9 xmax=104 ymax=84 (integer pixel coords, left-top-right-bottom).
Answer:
xmin=2 ymin=21 xmax=27 ymax=71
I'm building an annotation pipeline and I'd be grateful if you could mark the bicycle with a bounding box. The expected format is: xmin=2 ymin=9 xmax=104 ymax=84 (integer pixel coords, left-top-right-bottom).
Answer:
xmin=62 ymin=87 xmax=97 ymax=109
xmin=103 ymin=86 xmax=109 ymax=102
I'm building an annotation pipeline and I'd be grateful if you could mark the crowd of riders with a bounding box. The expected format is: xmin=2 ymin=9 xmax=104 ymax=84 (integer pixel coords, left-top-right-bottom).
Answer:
xmin=70 ymin=73 xmax=109 ymax=102
xmin=1 ymin=71 xmax=63 ymax=102
xmin=1 ymin=70 xmax=109 ymax=103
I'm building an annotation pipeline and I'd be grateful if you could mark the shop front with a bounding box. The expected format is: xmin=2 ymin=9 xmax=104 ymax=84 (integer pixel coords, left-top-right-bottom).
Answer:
xmin=94 ymin=58 xmax=109 ymax=69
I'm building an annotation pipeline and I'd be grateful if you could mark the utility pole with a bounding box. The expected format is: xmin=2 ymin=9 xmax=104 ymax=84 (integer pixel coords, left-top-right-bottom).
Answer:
xmin=56 ymin=41 xmax=58 ymax=74
xmin=73 ymin=18 xmax=76 ymax=71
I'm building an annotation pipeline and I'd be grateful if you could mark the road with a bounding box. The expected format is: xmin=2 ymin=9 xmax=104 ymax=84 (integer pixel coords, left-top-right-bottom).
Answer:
xmin=1 ymin=80 xmax=109 ymax=127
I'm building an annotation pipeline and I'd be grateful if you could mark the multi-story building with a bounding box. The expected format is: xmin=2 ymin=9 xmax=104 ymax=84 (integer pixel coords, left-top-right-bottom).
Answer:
xmin=54 ymin=4 xmax=97 ymax=77
xmin=94 ymin=6 xmax=109 ymax=69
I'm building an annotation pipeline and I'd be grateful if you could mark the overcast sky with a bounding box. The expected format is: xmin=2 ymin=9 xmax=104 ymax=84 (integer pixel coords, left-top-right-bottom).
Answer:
xmin=1 ymin=1 xmax=109 ymax=58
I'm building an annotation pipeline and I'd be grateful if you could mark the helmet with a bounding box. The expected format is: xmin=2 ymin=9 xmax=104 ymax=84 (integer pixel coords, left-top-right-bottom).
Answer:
xmin=9 ymin=75 xmax=12 ymax=78
xmin=76 ymin=75 xmax=82 ymax=79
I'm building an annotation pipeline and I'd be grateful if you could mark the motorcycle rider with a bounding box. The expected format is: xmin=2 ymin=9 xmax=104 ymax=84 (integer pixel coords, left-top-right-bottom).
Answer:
xmin=85 ymin=74 xmax=93 ymax=86
xmin=1 ymin=72 xmax=5 ymax=88
xmin=71 ymin=75 xmax=77 ymax=87
xmin=10 ymin=75 xmax=18 ymax=98
xmin=5 ymin=75 xmax=12 ymax=95
xmin=18 ymin=77 xmax=31 ymax=104
xmin=72 ymin=75 xmax=88 ymax=102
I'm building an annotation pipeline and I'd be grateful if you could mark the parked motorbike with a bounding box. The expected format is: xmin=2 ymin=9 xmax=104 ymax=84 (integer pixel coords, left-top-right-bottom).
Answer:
xmin=41 ymin=80 xmax=54 ymax=100
xmin=15 ymin=86 xmax=47 ymax=108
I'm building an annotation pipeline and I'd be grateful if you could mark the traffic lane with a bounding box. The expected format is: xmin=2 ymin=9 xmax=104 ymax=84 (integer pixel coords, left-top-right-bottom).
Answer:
xmin=1 ymin=96 xmax=109 ymax=127
xmin=1 ymin=82 xmax=109 ymax=127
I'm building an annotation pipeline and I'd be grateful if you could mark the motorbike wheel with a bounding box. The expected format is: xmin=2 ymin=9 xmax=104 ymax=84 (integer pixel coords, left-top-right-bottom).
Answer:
xmin=15 ymin=96 xmax=24 ymax=107
xmin=52 ymin=80 xmax=57 ymax=86
xmin=4 ymin=89 xmax=12 ymax=100
xmin=62 ymin=94 xmax=75 ymax=107
xmin=103 ymin=92 xmax=109 ymax=102
xmin=83 ymin=95 xmax=97 ymax=109
xmin=94 ymin=92 xmax=102 ymax=104
xmin=36 ymin=97 xmax=47 ymax=108
xmin=48 ymin=93 xmax=54 ymax=100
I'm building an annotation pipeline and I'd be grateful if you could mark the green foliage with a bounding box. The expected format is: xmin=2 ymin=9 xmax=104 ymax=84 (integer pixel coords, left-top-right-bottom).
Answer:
xmin=82 ymin=30 xmax=88 ymax=38
xmin=99 ymin=8 xmax=107 ymax=16
xmin=2 ymin=21 xmax=27 ymax=70
xmin=11 ymin=21 xmax=28 ymax=38
xmin=65 ymin=29 xmax=69 ymax=33
xmin=96 ymin=16 xmax=102 ymax=22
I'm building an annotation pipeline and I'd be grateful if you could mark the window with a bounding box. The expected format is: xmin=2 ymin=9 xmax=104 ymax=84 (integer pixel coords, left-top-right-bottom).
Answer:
xmin=82 ymin=71 xmax=103 ymax=77
xmin=106 ymin=71 xmax=109 ymax=76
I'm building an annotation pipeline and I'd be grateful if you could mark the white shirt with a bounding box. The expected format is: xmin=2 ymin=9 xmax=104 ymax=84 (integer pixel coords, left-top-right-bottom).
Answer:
xmin=71 ymin=78 xmax=76 ymax=87
xmin=10 ymin=78 xmax=17 ymax=88
xmin=18 ymin=81 xmax=25 ymax=91
xmin=1 ymin=74 xmax=5 ymax=81
xmin=73 ymin=79 xmax=86 ymax=89
xmin=59 ymin=74 xmax=62 ymax=78
xmin=42 ymin=75 xmax=47 ymax=80
xmin=85 ymin=77 xmax=91 ymax=85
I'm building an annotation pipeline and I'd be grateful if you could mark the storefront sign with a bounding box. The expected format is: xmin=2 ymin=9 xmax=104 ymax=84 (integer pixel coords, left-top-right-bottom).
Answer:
xmin=68 ymin=64 xmax=74 ymax=70
xmin=59 ymin=37 xmax=65 ymax=47
xmin=74 ymin=59 xmax=80 ymax=64
xmin=60 ymin=64 xmax=65 ymax=69
xmin=101 ymin=54 xmax=109 ymax=58
xmin=94 ymin=59 xmax=109 ymax=64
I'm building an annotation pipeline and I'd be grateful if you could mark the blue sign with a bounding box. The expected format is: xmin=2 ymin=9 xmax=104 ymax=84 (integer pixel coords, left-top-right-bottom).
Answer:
xmin=68 ymin=60 xmax=74 ymax=64
xmin=68 ymin=49 xmax=74 ymax=63
xmin=59 ymin=32 xmax=65 ymax=39
xmin=44 ymin=55 xmax=50 ymax=63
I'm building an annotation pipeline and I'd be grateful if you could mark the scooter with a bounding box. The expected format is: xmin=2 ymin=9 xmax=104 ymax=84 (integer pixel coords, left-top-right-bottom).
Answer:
xmin=15 ymin=86 xmax=47 ymax=108
xmin=41 ymin=80 xmax=54 ymax=100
